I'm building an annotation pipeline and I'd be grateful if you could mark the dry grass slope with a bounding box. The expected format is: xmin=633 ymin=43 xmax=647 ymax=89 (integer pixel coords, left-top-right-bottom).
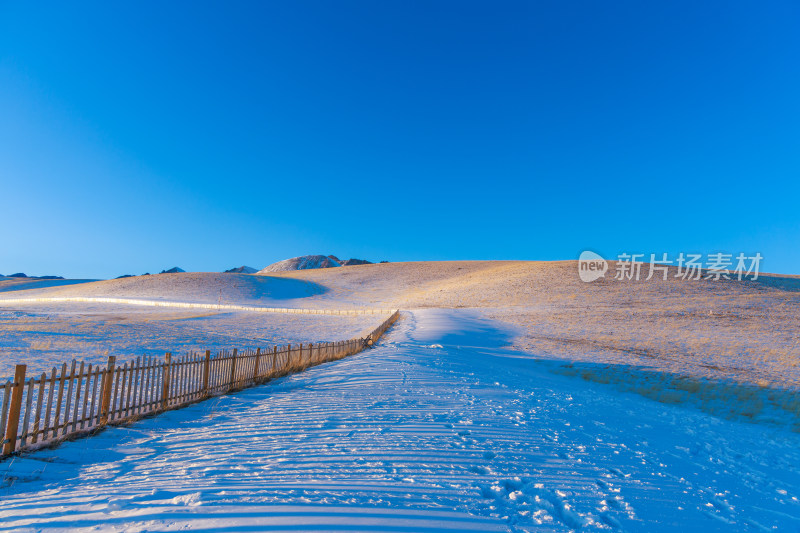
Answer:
xmin=268 ymin=261 xmax=800 ymax=390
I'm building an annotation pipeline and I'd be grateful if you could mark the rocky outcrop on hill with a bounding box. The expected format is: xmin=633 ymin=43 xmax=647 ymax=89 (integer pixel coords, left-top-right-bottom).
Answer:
xmin=224 ymin=266 xmax=258 ymax=274
xmin=258 ymin=255 xmax=382 ymax=273
xmin=258 ymin=255 xmax=341 ymax=273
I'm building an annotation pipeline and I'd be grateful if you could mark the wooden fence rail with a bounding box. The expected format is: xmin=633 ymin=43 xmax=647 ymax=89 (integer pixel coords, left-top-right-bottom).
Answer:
xmin=0 ymin=310 xmax=400 ymax=458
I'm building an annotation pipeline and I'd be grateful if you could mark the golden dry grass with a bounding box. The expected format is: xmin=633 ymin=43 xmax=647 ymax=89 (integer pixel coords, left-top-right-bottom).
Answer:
xmin=269 ymin=261 xmax=800 ymax=389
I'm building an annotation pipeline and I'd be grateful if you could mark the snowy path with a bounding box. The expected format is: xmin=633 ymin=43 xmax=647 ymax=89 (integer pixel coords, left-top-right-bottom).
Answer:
xmin=1 ymin=310 xmax=799 ymax=531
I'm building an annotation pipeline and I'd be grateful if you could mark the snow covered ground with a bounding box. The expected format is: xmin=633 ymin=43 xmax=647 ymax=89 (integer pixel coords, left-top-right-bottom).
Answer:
xmin=2 ymin=309 xmax=799 ymax=531
xmin=0 ymin=302 xmax=382 ymax=379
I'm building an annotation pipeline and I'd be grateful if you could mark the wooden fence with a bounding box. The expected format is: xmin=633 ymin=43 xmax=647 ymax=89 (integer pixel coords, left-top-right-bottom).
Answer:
xmin=0 ymin=310 xmax=400 ymax=458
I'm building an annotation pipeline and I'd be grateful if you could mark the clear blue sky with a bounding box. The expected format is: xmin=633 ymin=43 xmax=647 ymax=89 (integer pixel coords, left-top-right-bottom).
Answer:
xmin=2 ymin=1 xmax=798 ymax=278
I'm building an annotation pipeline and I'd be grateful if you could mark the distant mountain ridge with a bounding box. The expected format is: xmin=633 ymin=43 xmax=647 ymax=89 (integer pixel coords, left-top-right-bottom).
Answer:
xmin=1 ymin=273 xmax=65 ymax=280
xmin=3 ymin=258 xmax=379 ymax=281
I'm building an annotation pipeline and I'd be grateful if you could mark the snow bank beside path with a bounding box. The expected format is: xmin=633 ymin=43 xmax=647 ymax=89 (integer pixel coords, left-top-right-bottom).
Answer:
xmin=0 ymin=304 xmax=383 ymax=379
xmin=0 ymin=296 xmax=393 ymax=316
xmin=1 ymin=310 xmax=798 ymax=531
xmin=0 ymin=272 xmax=327 ymax=305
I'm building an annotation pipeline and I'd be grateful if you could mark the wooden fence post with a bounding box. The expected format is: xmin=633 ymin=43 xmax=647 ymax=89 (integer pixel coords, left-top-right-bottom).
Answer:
xmin=203 ymin=350 xmax=211 ymax=396
xmin=161 ymin=353 xmax=171 ymax=410
xmin=2 ymin=365 xmax=26 ymax=455
xmin=308 ymin=343 xmax=313 ymax=366
xmin=272 ymin=346 xmax=278 ymax=376
xmin=229 ymin=348 xmax=238 ymax=390
xmin=253 ymin=348 xmax=261 ymax=383
xmin=99 ymin=356 xmax=116 ymax=425
xmin=297 ymin=344 xmax=303 ymax=370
